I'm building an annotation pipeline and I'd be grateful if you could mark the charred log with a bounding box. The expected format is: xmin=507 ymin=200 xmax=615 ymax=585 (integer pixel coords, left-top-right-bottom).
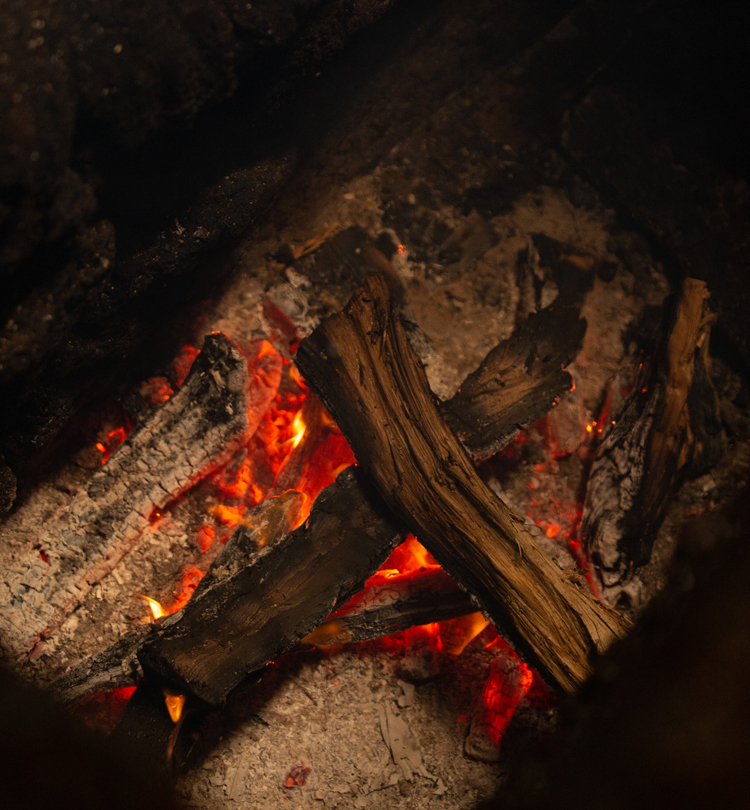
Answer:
xmin=0 ymin=333 xmax=250 ymax=662
xmin=581 ymin=278 xmax=725 ymax=601
xmin=50 ymin=293 xmax=584 ymax=705
xmin=296 ymin=274 xmax=629 ymax=694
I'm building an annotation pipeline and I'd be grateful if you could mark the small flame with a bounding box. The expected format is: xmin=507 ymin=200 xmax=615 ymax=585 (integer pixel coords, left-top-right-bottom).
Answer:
xmin=290 ymin=410 xmax=306 ymax=449
xmin=139 ymin=595 xmax=165 ymax=620
xmin=163 ymin=689 xmax=186 ymax=723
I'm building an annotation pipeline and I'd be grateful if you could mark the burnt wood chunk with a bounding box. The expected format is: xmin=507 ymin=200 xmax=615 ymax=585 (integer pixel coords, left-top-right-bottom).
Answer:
xmin=0 ymin=333 xmax=249 ymax=661
xmin=298 ymin=568 xmax=476 ymax=649
xmin=444 ymin=298 xmax=585 ymax=460
xmin=296 ymin=274 xmax=629 ymax=694
xmin=582 ymin=278 xmax=724 ymax=599
xmin=139 ymin=472 xmax=402 ymax=706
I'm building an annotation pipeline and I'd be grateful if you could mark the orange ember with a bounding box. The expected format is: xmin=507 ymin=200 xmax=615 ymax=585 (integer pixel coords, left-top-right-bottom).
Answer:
xmin=95 ymin=427 xmax=128 ymax=465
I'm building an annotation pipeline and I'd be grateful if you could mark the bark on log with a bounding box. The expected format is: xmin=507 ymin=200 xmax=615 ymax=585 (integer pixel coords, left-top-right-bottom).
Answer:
xmin=0 ymin=333 xmax=252 ymax=662
xmin=296 ymin=274 xmax=629 ymax=694
xmin=444 ymin=298 xmax=585 ymax=460
xmin=581 ymin=278 xmax=724 ymax=599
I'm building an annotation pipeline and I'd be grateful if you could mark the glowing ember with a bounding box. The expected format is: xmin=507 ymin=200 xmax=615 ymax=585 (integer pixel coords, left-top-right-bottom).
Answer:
xmin=163 ymin=689 xmax=186 ymax=723
xmin=95 ymin=427 xmax=128 ymax=465
xmin=139 ymin=595 xmax=166 ymax=620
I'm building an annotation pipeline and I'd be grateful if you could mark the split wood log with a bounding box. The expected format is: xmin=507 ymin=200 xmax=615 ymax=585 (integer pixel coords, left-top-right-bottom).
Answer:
xmin=0 ymin=333 xmax=260 ymax=662
xmin=444 ymin=298 xmax=585 ymax=460
xmin=295 ymin=274 xmax=629 ymax=694
xmin=135 ymin=298 xmax=587 ymax=705
xmin=53 ymin=566 xmax=474 ymax=704
xmin=581 ymin=278 xmax=724 ymax=599
xmin=54 ymin=296 xmax=584 ymax=705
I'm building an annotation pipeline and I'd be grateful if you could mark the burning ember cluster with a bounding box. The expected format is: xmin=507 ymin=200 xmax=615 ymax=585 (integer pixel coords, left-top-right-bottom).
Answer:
xmin=91 ymin=334 xmax=556 ymax=761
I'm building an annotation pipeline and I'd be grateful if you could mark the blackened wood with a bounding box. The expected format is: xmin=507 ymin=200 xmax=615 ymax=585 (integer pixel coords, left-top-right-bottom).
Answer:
xmin=444 ymin=298 xmax=585 ymax=460
xmin=296 ymin=274 xmax=629 ymax=694
xmin=581 ymin=278 xmax=724 ymax=594
xmin=55 ymin=567 xmax=475 ymax=702
xmin=0 ymin=333 xmax=249 ymax=662
xmin=139 ymin=470 xmax=402 ymax=706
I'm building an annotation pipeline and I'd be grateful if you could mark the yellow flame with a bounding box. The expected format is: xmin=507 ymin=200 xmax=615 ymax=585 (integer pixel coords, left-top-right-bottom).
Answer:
xmin=163 ymin=689 xmax=186 ymax=723
xmin=290 ymin=410 xmax=306 ymax=449
xmin=441 ymin=612 xmax=490 ymax=656
xmin=139 ymin=595 xmax=165 ymax=620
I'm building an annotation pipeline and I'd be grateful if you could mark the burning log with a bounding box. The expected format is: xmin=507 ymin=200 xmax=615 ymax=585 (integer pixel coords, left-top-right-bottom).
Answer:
xmin=581 ymin=278 xmax=725 ymax=602
xmin=135 ymin=293 xmax=589 ymax=706
xmin=58 ymin=293 xmax=585 ymax=708
xmin=139 ymin=473 xmax=401 ymax=706
xmin=296 ymin=274 xmax=629 ymax=694
xmin=0 ymin=333 xmax=252 ymax=662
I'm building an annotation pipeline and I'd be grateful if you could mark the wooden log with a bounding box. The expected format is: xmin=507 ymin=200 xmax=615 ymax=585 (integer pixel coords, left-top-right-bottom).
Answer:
xmin=56 ymin=296 xmax=584 ymax=704
xmin=444 ymin=298 xmax=585 ymax=460
xmin=581 ymin=278 xmax=724 ymax=599
xmin=54 ymin=565 xmax=475 ymax=703
xmin=0 ymin=333 xmax=252 ymax=662
xmin=295 ymin=274 xmax=629 ymax=694
xmin=139 ymin=469 xmax=402 ymax=706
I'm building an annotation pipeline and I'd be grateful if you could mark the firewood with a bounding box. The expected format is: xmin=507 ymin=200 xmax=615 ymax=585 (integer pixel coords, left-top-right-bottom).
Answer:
xmin=444 ymin=298 xmax=585 ymax=460
xmin=52 ymin=296 xmax=584 ymax=705
xmin=297 ymin=567 xmax=475 ymax=650
xmin=138 ymin=471 xmax=403 ymax=705
xmin=581 ymin=278 xmax=724 ymax=600
xmin=295 ymin=274 xmax=629 ymax=694
xmin=135 ymin=299 xmax=586 ymax=705
xmin=0 ymin=333 xmax=251 ymax=662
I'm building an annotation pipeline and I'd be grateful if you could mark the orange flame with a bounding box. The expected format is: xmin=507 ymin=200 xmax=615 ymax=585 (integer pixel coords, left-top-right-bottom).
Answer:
xmin=163 ymin=689 xmax=186 ymax=723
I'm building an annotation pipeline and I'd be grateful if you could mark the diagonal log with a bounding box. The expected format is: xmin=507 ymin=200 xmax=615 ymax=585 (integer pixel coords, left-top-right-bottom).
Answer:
xmin=295 ymin=274 xmax=629 ymax=694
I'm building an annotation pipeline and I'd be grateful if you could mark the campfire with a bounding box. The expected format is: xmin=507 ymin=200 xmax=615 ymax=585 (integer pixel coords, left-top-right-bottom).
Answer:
xmin=2 ymin=2 xmax=750 ymax=808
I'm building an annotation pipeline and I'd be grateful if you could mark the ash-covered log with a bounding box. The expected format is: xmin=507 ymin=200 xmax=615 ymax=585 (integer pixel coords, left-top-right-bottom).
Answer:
xmin=296 ymin=274 xmax=629 ymax=694
xmin=0 ymin=333 xmax=252 ymax=662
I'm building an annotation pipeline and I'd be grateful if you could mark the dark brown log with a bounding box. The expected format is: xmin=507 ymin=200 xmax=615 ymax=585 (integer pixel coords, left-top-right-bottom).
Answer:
xmin=444 ymin=298 xmax=585 ymax=460
xmin=53 ymin=566 xmax=476 ymax=703
xmin=581 ymin=278 xmax=724 ymax=600
xmin=0 ymin=333 xmax=251 ymax=662
xmin=298 ymin=568 xmax=475 ymax=649
xmin=296 ymin=274 xmax=629 ymax=694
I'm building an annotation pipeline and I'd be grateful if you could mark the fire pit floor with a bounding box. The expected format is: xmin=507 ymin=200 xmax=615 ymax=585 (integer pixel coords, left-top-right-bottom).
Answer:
xmin=176 ymin=644 xmax=543 ymax=810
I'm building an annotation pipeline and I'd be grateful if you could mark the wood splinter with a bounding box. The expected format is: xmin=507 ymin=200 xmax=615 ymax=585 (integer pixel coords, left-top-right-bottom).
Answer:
xmin=296 ymin=274 xmax=630 ymax=694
